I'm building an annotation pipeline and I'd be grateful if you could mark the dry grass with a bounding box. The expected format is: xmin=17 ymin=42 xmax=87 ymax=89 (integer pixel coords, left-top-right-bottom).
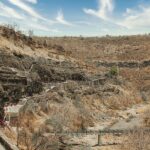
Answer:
xmin=34 ymin=35 xmax=150 ymax=62
xmin=120 ymin=129 xmax=150 ymax=150
xmin=143 ymin=108 xmax=150 ymax=127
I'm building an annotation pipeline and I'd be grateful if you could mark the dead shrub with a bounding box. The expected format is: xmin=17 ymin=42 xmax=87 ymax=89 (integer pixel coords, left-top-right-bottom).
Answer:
xmin=143 ymin=109 xmax=150 ymax=127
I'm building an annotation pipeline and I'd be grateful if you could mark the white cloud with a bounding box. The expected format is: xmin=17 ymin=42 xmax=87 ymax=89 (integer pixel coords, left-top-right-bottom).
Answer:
xmin=28 ymin=23 xmax=60 ymax=33
xmin=0 ymin=0 xmax=74 ymax=35
xmin=8 ymin=0 xmax=54 ymax=24
xmin=75 ymin=21 xmax=94 ymax=26
xmin=83 ymin=0 xmax=114 ymax=20
xmin=24 ymin=0 xmax=37 ymax=4
xmin=0 ymin=0 xmax=62 ymax=35
xmin=56 ymin=10 xmax=73 ymax=26
xmin=8 ymin=0 xmax=42 ymax=19
xmin=7 ymin=0 xmax=73 ymax=26
xmin=118 ymin=6 xmax=150 ymax=29
xmin=0 ymin=2 xmax=24 ymax=19
xmin=83 ymin=0 xmax=150 ymax=30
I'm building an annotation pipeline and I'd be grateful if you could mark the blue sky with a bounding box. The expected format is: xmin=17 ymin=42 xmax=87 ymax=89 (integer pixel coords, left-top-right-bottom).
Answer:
xmin=0 ymin=0 xmax=150 ymax=36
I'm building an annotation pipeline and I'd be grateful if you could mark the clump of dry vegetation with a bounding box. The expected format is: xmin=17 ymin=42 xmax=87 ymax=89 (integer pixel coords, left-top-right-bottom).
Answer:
xmin=120 ymin=129 xmax=150 ymax=150
xmin=143 ymin=108 xmax=150 ymax=127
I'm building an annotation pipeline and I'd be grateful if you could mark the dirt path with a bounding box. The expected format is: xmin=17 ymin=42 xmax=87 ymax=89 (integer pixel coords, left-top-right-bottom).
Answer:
xmin=110 ymin=102 xmax=149 ymax=130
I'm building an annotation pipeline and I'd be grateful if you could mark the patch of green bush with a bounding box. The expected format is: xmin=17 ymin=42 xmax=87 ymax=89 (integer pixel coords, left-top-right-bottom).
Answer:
xmin=109 ymin=66 xmax=118 ymax=77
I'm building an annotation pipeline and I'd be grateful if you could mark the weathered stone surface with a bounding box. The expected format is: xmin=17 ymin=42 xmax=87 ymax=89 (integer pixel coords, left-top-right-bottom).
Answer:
xmin=0 ymin=131 xmax=19 ymax=150
xmin=96 ymin=60 xmax=150 ymax=68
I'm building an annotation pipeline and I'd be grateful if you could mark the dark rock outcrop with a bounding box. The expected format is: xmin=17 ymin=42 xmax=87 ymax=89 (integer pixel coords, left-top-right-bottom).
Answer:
xmin=96 ymin=60 xmax=150 ymax=68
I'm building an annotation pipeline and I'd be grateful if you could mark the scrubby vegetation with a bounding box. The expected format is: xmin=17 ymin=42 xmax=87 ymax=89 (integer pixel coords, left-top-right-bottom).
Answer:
xmin=0 ymin=25 xmax=150 ymax=150
xmin=109 ymin=66 xmax=119 ymax=77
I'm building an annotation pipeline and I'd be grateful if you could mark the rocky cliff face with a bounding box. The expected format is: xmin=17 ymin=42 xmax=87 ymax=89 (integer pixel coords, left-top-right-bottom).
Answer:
xmin=0 ymin=49 xmax=87 ymax=118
